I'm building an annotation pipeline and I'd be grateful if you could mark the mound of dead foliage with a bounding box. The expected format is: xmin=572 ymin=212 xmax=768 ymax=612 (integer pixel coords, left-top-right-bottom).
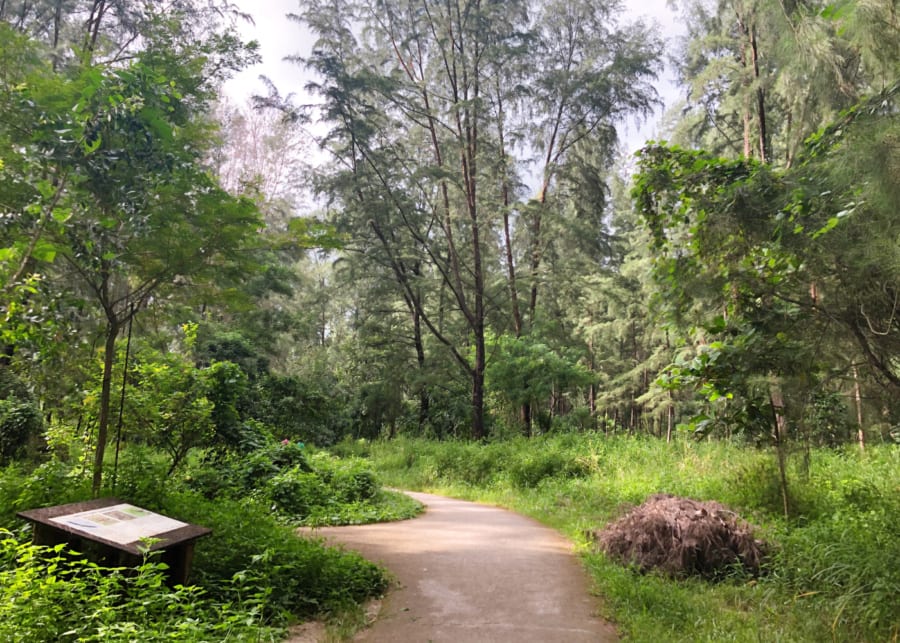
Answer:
xmin=594 ymin=494 xmax=768 ymax=579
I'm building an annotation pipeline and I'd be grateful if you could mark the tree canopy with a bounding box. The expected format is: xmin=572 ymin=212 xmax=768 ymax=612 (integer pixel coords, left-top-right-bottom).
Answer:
xmin=0 ymin=0 xmax=897 ymax=487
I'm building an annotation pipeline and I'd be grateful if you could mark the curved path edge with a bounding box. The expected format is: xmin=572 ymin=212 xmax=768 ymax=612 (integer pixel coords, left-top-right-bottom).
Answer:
xmin=300 ymin=491 xmax=618 ymax=642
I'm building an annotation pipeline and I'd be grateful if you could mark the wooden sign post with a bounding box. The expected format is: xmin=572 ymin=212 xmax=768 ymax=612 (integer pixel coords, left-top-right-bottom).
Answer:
xmin=17 ymin=498 xmax=211 ymax=586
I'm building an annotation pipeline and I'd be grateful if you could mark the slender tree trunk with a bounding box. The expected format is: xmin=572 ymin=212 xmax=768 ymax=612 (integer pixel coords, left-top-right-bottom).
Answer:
xmin=502 ymin=206 xmax=521 ymax=331
xmin=85 ymin=0 xmax=108 ymax=59
xmin=472 ymin=332 xmax=486 ymax=440
xmin=463 ymin=9 xmax=486 ymax=441
xmin=92 ymin=319 xmax=120 ymax=496
xmin=749 ymin=25 xmax=768 ymax=163
xmin=496 ymin=90 xmax=529 ymax=435
xmin=852 ymin=364 xmax=865 ymax=450
xmin=666 ymin=390 xmax=675 ymax=443
xmin=496 ymin=87 xmax=522 ymax=337
xmin=736 ymin=10 xmax=754 ymax=159
xmin=785 ymin=108 xmax=794 ymax=167
xmin=411 ymin=301 xmax=430 ymax=433
xmin=468 ymin=155 xmax=487 ymax=441
xmin=769 ymin=382 xmax=790 ymax=519
xmin=741 ymin=99 xmax=752 ymax=158
xmin=588 ymin=334 xmax=597 ymax=426
xmin=15 ymin=0 xmax=26 ymax=28
xmin=52 ymin=0 xmax=62 ymax=68
xmin=529 ymin=204 xmax=543 ymax=321
xmin=111 ymin=307 xmax=134 ymax=492
xmin=521 ymin=401 xmax=533 ymax=436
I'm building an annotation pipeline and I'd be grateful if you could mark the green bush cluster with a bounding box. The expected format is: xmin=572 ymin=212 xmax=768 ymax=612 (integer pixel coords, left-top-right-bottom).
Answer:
xmin=183 ymin=442 xmax=411 ymax=526
xmin=182 ymin=441 xmax=312 ymax=500
xmin=304 ymin=454 xmax=379 ymax=505
xmin=0 ymin=461 xmax=91 ymax=532
xmin=267 ymin=469 xmax=329 ymax=516
xmin=164 ymin=492 xmax=387 ymax=618
xmin=0 ymin=371 xmax=44 ymax=465
xmin=0 ymin=452 xmax=390 ymax=637
xmin=0 ymin=534 xmax=282 ymax=642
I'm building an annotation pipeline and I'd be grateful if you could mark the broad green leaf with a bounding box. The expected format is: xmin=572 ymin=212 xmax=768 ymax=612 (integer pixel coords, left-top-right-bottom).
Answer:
xmin=811 ymin=216 xmax=840 ymax=239
xmin=82 ymin=135 xmax=102 ymax=154
xmin=31 ymin=240 xmax=57 ymax=263
xmin=51 ymin=208 xmax=71 ymax=223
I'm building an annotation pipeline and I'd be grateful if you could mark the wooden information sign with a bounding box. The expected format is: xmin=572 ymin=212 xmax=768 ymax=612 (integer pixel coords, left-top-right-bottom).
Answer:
xmin=17 ymin=498 xmax=211 ymax=586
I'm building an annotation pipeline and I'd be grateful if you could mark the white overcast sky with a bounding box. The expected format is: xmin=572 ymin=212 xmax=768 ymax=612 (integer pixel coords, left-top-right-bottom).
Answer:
xmin=223 ymin=0 xmax=686 ymax=153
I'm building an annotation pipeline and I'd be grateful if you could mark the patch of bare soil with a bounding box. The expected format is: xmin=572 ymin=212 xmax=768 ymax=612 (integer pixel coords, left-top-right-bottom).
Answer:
xmin=593 ymin=494 xmax=767 ymax=578
xmin=284 ymin=621 xmax=327 ymax=643
xmin=284 ymin=599 xmax=382 ymax=643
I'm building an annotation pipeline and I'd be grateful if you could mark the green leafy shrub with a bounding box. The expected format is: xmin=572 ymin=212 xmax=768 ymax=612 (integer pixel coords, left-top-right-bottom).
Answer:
xmin=269 ymin=441 xmax=313 ymax=470
xmin=335 ymin=468 xmax=378 ymax=502
xmin=0 ymin=533 xmax=282 ymax=642
xmin=164 ymin=491 xmax=387 ymax=618
xmin=255 ymin=374 xmax=337 ymax=445
xmin=233 ymin=448 xmax=282 ymax=490
xmin=182 ymin=441 xmax=312 ymax=500
xmin=303 ymin=489 xmax=422 ymax=527
xmin=113 ymin=444 xmax=171 ymax=507
xmin=122 ymin=348 xmax=219 ymax=474
xmin=0 ymin=399 xmax=43 ymax=463
xmin=484 ymin=332 xmax=592 ymax=432
xmin=0 ymin=370 xmax=44 ymax=464
xmin=5 ymin=460 xmax=90 ymax=518
xmin=183 ymin=443 xmax=414 ymax=526
xmin=204 ymin=360 xmax=257 ymax=452
xmin=1 ymin=454 xmax=390 ymax=628
xmin=262 ymin=454 xmax=393 ymax=522
xmin=310 ymin=453 xmax=379 ymax=502
xmin=266 ymin=468 xmax=330 ymax=516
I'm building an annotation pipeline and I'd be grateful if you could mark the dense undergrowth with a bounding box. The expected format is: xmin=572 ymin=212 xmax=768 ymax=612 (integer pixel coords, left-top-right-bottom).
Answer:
xmin=178 ymin=442 xmax=421 ymax=527
xmin=0 ymin=440 xmax=419 ymax=641
xmin=346 ymin=434 xmax=900 ymax=642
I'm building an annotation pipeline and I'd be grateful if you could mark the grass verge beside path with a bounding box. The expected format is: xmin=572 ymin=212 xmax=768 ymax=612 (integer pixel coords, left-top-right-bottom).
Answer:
xmin=335 ymin=435 xmax=900 ymax=642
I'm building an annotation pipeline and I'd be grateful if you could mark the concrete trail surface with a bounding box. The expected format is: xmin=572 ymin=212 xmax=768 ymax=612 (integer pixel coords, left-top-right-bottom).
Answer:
xmin=303 ymin=491 xmax=617 ymax=642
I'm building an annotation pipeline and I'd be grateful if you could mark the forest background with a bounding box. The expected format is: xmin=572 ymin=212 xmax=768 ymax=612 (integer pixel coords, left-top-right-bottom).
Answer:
xmin=0 ymin=0 xmax=898 ymax=640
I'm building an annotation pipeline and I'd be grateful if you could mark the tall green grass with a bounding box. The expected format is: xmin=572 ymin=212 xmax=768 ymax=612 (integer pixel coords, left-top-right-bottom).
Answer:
xmin=358 ymin=435 xmax=900 ymax=642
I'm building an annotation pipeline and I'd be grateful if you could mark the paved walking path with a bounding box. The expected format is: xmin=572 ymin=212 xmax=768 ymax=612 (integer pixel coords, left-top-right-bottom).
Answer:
xmin=304 ymin=491 xmax=617 ymax=642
